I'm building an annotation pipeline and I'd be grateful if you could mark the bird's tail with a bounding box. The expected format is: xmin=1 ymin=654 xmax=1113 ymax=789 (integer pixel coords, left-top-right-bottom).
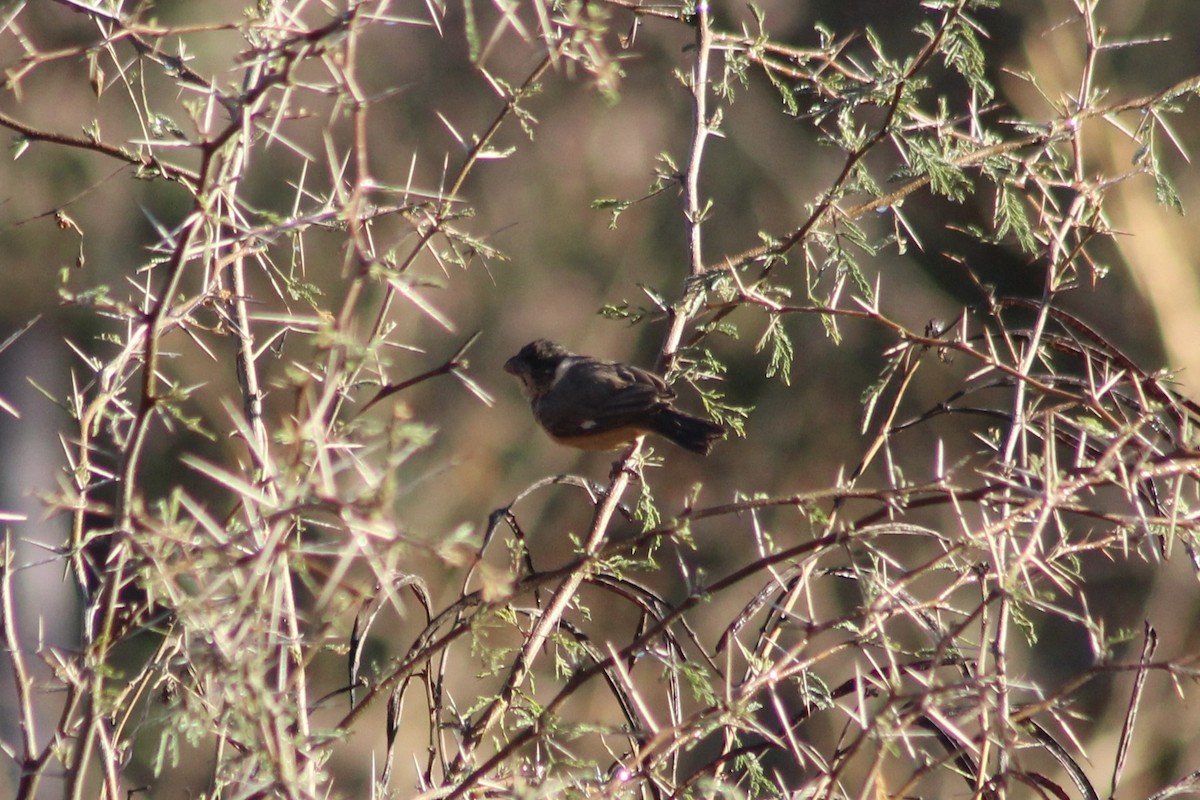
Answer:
xmin=650 ymin=408 xmax=725 ymax=455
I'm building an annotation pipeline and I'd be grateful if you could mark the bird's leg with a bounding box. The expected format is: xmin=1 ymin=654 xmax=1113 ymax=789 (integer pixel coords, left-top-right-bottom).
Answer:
xmin=609 ymin=440 xmax=644 ymax=483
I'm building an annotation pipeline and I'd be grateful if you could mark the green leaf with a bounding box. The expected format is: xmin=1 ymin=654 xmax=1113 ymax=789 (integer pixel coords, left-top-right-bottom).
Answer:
xmin=994 ymin=182 xmax=1037 ymax=253
xmin=761 ymin=317 xmax=794 ymax=385
xmin=1154 ymin=162 xmax=1184 ymax=214
xmin=634 ymin=476 xmax=661 ymax=531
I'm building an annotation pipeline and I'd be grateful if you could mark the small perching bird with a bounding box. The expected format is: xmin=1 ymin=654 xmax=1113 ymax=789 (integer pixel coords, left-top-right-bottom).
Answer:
xmin=504 ymin=339 xmax=725 ymax=455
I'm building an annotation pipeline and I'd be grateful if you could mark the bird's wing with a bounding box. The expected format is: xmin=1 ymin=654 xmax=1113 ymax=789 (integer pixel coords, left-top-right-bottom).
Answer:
xmin=534 ymin=360 xmax=673 ymax=437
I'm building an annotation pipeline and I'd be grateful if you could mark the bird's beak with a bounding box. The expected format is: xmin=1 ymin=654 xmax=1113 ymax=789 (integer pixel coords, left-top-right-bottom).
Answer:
xmin=503 ymin=356 xmax=519 ymax=375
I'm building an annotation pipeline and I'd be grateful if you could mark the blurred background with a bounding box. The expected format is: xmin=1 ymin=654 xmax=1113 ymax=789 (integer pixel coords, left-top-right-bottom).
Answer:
xmin=3 ymin=0 xmax=1200 ymax=796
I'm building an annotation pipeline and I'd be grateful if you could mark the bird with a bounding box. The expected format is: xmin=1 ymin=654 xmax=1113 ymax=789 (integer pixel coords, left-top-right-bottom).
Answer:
xmin=504 ymin=339 xmax=725 ymax=455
